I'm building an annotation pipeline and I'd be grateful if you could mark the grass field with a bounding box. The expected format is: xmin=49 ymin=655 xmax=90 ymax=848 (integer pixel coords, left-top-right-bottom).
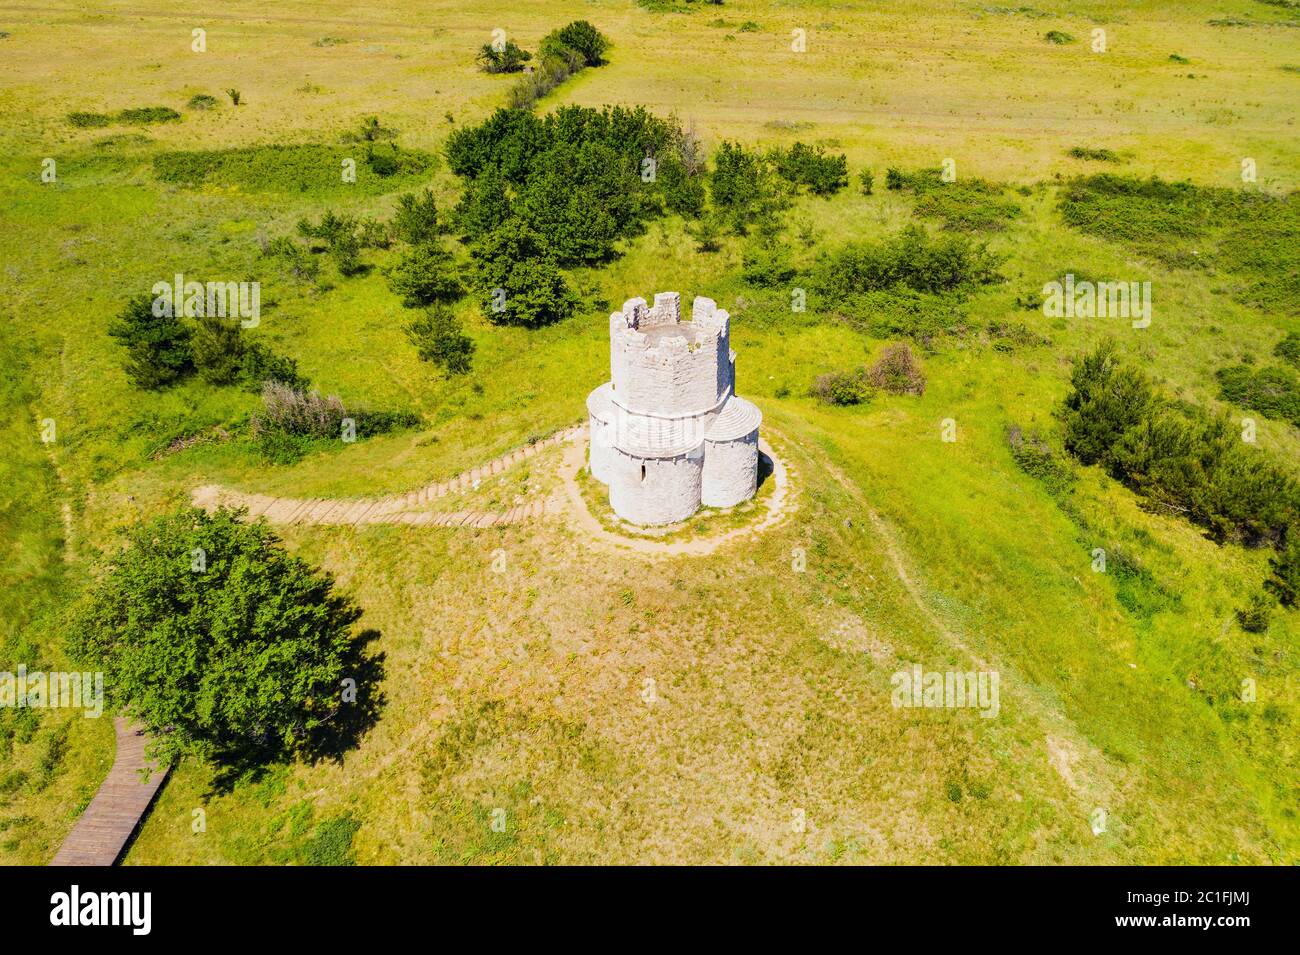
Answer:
xmin=0 ymin=0 xmax=1297 ymax=864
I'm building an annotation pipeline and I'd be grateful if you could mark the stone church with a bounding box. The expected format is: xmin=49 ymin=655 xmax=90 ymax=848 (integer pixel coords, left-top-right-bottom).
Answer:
xmin=586 ymin=292 xmax=761 ymax=525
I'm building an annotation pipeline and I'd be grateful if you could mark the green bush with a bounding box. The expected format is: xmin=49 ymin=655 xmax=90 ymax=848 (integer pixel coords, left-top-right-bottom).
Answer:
xmin=770 ymin=141 xmax=849 ymax=196
xmin=1068 ymin=146 xmax=1120 ymax=162
xmin=1006 ymin=425 xmax=1075 ymax=496
xmin=741 ymin=241 xmax=796 ymax=287
xmin=385 ymin=242 xmax=464 ymax=307
xmin=541 ymin=20 xmax=610 ymax=66
xmin=1274 ymin=332 xmax=1300 ymax=369
xmin=813 ymin=225 xmax=1003 ymax=299
xmin=192 ymin=316 xmax=246 ymax=385
xmin=118 ymin=106 xmax=181 ymax=124
xmin=885 ymin=167 xmax=1021 ymax=231
xmin=1063 ymin=340 xmax=1299 ymax=545
xmin=476 ymin=41 xmax=532 ymax=73
xmin=303 ymin=814 xmax=361 ymax=865
xmin=1237 ymin=590 xmax=1274 ymax=632
xmin=107 ymin=294 xmax=193 ymax=390
xmin=1216 ymin=363 xmax=1300 ymax=426
xmin=472 ymin=220 xmax=576 ymax=328
xmin=1058 ymin=175 xmax=1300 ymax=314
xmin=68 ymin=111 xmax=111 ymax=128
xmin=1044 ymin=30 xmax=1075 ymax=43
xmin=1266 ymin=528 xmax=1300 ymax=606
xmin=407 ymin=306 xmax=475 ymax=375
xmin=811 ymin=367 xmax=874 ymax=406
xmin=392 ymin=188 xmax=441 ymax=244
xmin=187 ymin=93 xmax=219 ymax=110
xmin=446 ymin=105 xmax=699 ymax=262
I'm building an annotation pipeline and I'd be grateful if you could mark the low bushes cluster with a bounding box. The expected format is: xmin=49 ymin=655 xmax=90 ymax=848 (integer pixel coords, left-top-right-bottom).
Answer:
xmin=1216 ymin=362 xmax=1300 ymax=426
xmin=108 ymin=294 xmax=305 ymax=392
xmin=1062 ymin=340 xmax=1298 ymax=546
xmin=1058 ymin=174 xmax=1300 ymax=314
xmin=886 ymin=167 xmax=1022 ymax=231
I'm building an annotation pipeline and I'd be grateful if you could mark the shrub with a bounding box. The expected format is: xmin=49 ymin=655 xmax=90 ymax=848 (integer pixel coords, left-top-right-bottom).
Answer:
xmin=1006 ymin=425 xmax=1075 ymax=496
xmin=1237 ymin=590 xmax=1274 ymax=632
xmin=297 ymin=210 xmax=367 ymax=275
xmin=1275 ymin=332 xmax=1300 ymax=369
xmin=741 ymin=241 xmax=795 ymax=287
xmin=859 ymin=169 xmax=874 ymax=195
xmin=68 ymin=111 xmax=111 ymax=128
xmin=1216 ymin=363 xmax=1300 ymax=426
xmin=117 ymin=106 xmax=181 ymax=124
xmin=472 ymin=220 xmax=576 ymax=327
xmin=452 ymin=164 xmax=512 ymax=238
xmin=67 ymin=507 xmax=363 ymax=765
xmin=1266 ymin=528 xmax=1300 ymax=606
xmin=446 ymin=104 xmax=702 ymax=262
xmin=385 ymin=242 xmax=464 ymax=307
xmin=392 ymin=188 xmax=441 ymax=244
xmin=770 ymin=141 xmax=849 ymax=196
xmin=1068 ymin=146 xmax=1120 ymax=162
xmin=710 ymin=141 xmax=790 ymax=232
xmin=226 ymin=88 xmax=242 ymax=105
xmin=191 ymin=316 xmax=247 ymax=385
xmin=407 ymin=306 xmax=475 ymax=375
xmin=813 ymin=225 xmax=1003 ymax=299
xmin=187 ymin=93 xmax=219 ymax=110
xmin=1044 ymin=30 xmax=1075 ymax=43
xmin=811 ymin=367 xmax=873 ymax=406
xmin=365 ymin=143 xmax=400 ymax=176
xmin=252 ymin=382 xmax=349 ymax=439
xmin=1063 ymin=340 xmax=1299 ymax=545
xmin=1057 ymin=175 xmax=1300 ymax=314
xmin=885 ymin=167 xmax=1021 ymax=231
xmin=869 ymin=343 xmax=926 ymax=396
xmin=476 ymin=41 xmax=532 ymax=73
xmin=108 ymin=294 xmax=193 ymax=390
xmin=542 ymin=20 xmax=610 ymax=66
xmin=239 ymin=340 xmax=308 ymax=391
xmin=303 ymin=815 xmax=361 ymax=866
xmin=687 ymin=214 xmax=724 ymax=252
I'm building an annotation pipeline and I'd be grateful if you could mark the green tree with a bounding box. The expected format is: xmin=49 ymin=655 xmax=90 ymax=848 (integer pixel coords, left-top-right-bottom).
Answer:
xmin=191 ymin=315 xmax=246 ymax=385
xmin=473 ymin=220 xmax=576 ymax=328
xmin=407 ymin=306 xmax=475 ymax=375
xmin=107 ymin=294 xmax=193 ymax=389
xmin=453 ymin=164 xmax=512 ymax=239
xmin=67 ymin=507 xmax=363 ymax=765
xmin=393 ymin=188 xmax=441 ymax=245
xmin=1266 ymin=528 xmax=1300 ymax=607
xmin=385 ymin=242 xmax=464 ymax=307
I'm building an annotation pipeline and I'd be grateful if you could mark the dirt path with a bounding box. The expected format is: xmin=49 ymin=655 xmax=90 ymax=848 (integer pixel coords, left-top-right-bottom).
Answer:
xmin=819 ymin=457 xmax=1118 ymax=814
xmin=192 ymin=426 xmax=583 ymax=527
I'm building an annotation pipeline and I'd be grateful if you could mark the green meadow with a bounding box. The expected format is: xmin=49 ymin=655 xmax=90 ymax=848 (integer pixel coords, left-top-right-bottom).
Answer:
xmin=0 ymin=0 xmax=1296 ymax=863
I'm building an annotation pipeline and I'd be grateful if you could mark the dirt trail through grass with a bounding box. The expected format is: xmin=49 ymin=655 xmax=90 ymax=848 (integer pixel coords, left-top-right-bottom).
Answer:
xmin=820 ymin=455 xmax=1121 ymax=821
xmin=192 ymin=426 xmax=583 ymax=527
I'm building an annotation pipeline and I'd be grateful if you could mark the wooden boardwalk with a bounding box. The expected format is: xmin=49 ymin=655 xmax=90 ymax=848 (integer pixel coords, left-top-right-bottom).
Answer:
xmin=192 ymin=426 xmax=584 ymax=528
xmin=50 ymin=718 xmax=169 ymax=866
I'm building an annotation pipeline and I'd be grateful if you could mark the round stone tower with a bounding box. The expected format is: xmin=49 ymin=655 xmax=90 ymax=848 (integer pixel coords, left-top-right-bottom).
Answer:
xmin=587 ymin=292 xmax=761 ymax=526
